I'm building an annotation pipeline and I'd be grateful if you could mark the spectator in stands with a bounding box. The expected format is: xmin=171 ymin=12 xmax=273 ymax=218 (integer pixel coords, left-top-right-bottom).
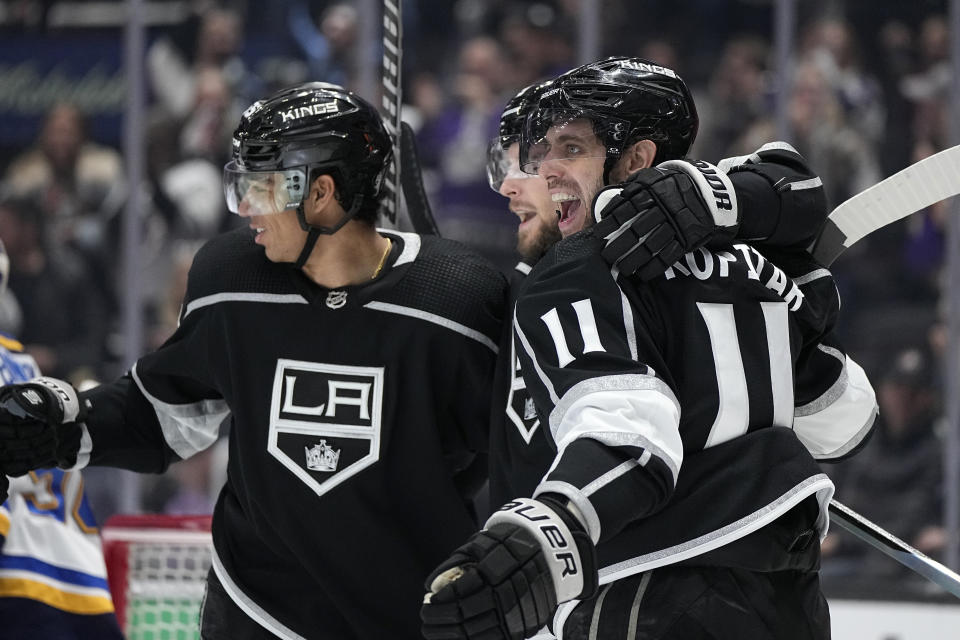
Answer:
xmin=692 ymin=35 xmax=770 ymax=160
xmin=800 ymin=17 xmax=885 ymax=149
xmin=0 ymin=194 xmax=109 ymax=385
xmin=497 ymin=1 xmax=575 ymax=88
xmin=416 ymin=36 xmax=517 ymax=271
xmin=147 ymin=67 xmax=239 ymax=240
xmin=146 ymin=5 xmax=255 ymax=119
xmin=737 ymin=58 xmax=881 ymax=208
xmin=3 ymin=103 xmax=125 ymax=306
xmin=288 ymin=1 xmax=360 ymax=91
xmin=822 ymin=347 xmax=944 ymax=586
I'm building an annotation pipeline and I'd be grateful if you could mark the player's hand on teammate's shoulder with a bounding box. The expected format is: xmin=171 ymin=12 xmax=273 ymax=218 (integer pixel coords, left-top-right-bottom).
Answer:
xmin=0 ymin=377 xmax=85 ymax=477
xmin=421 ymin=496 xmax=597 ymax=640
xmin=593 ymin=159 xmax=740 ymax=281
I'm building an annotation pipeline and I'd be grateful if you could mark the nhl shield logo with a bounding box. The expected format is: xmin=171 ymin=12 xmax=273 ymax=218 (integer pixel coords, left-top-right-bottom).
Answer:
xmin=326 ymin=290 xmax=348 ymax=309
xmin=268 ymin=359 xmax=383 ymax=497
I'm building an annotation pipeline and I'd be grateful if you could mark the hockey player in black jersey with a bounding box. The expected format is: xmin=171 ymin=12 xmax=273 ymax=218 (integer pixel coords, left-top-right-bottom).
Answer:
xmin=0 ymin=82 xmax=507 ymax=639
xmin=486 ymin=75 xmax=843 ymax=526
xmin=423 ymin=57 xmax=878 ymax=640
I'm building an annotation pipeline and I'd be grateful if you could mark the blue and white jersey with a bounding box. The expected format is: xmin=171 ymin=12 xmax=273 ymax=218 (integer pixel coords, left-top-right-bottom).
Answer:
xmin=0 ymin=332 xmax=121 ymax=633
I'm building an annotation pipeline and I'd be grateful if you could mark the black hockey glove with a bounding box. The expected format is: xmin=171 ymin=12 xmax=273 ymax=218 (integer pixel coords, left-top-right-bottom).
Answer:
xmin=0 ymin=474 xmax=7 ymax=504
xmin=421 ymin=496 xmax=598 ymax=640
xmin=0 ymin=377 xmax=84 ymax=476
xmin=593 ymin=159 xmax=739 ymax=281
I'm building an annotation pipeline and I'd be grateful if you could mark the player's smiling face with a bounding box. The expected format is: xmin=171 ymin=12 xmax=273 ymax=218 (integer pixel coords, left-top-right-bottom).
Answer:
xmin=532 ymin=118 xmax=607 ymax=237
xmin=497 ymin=143 xmax=561 ymax=260
xmin=248 ymin=209 xmax=306 ymax=263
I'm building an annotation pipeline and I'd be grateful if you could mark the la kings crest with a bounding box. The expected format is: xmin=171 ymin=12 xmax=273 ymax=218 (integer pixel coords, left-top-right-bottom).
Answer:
xmin=506 ymin=338 xmax=540 ymax=443
xmin=268 ymin=359 xmax=383 ymax=497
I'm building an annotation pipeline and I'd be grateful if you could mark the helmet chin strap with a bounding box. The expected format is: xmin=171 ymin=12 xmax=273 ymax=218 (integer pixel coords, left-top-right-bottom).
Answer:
xmin=291 ymin=194 xmax=363 ymax=269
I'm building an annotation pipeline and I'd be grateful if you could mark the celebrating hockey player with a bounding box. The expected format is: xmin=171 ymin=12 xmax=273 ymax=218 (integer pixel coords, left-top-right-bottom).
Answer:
xmin=0 ymin=83 xmax=507 ymax=639
xmin=487 ymin=73 xmax=843 ymax=525
xmin=423 ymin=57 xmax=879 ymax=640
xmin=0 ymin=235 xmax=123 ymax=639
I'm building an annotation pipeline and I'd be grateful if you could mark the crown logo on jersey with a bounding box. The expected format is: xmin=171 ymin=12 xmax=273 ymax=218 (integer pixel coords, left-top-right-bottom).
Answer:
xmin=523 ymin=397 xmax=537 ymax=421
xmin=326 ymin=290 xmax=348 ymax=309
xmin=305 ymin=440 xmax=341 ymax=472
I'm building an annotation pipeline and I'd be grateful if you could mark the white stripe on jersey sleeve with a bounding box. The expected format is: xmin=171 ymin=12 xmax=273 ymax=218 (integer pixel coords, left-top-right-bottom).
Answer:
xmin=131 ymin=362 xmax=228 ymax=459
xmin=64 ymin=426 xmax=93 ymax=470
xmin=363 ymin=301 xmax=498 ymax=353
xmin=793 ymin=355 xmax=877 ymax=459
xmin=183 ymin=292 xmax=308 ymax=319
xmin=548 ymin=374 xmax=683 ymax=482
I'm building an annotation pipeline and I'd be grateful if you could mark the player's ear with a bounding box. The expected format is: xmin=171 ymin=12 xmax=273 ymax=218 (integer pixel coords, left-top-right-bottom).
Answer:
xmin=621 ymin=139 xmax=657 ymax=175
xmin=306 ymin=174 xmax=337 ymax=214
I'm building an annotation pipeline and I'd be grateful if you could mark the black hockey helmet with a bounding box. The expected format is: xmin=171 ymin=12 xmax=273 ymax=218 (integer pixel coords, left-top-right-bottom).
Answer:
xmin=520 ymin=56 xmax=698 ymax=178
xmin=224 ymin=82 xmax=392 ymax=234
xmin=487 ymin=79 xmax=553 ymax=191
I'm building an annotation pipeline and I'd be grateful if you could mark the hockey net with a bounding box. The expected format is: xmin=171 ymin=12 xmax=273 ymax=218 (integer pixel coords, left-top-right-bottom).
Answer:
xmin=102 ymin=514 xmax=213 ymax=640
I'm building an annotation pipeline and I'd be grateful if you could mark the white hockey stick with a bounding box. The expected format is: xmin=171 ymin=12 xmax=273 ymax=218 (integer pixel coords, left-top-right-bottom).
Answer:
xmin=829 ymin=499 xmax=960 ymax=598
xmin=811 ymin=143 xmax=960 ymax=266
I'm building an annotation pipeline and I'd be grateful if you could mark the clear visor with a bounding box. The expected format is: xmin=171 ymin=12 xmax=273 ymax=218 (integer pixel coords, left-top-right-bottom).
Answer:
xmin=520 ymin=109 xmax=627 ymax=174
xmin=486 ymin=138 xmax=534 ymax=192
xmin=223 ymin=161 xmax=308 ymax=216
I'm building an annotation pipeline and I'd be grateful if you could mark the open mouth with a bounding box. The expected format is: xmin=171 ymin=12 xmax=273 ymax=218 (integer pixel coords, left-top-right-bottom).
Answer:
xmin=552 ymin=192 xmax=581 ymax=229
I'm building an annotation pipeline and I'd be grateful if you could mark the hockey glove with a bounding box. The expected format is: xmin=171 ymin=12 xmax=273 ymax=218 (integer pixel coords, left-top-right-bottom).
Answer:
xmin=421 ymin=496 xmax=598 ymax=640
xmin=593 ymin=159 xmax=739 ymax=281
xmin=0 ymin=377 xmax=84 ymax=476
xmin=0 ymin=474 xmax=7 ymax=504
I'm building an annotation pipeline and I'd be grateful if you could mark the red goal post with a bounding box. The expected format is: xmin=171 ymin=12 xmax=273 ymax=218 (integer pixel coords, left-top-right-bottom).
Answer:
xmin=101 ymin=514 xmax=213 ymax=638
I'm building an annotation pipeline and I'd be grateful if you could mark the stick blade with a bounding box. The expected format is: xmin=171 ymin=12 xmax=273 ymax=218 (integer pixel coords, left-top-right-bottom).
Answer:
xmin=812 ymin=144 xmax=960 ymax=266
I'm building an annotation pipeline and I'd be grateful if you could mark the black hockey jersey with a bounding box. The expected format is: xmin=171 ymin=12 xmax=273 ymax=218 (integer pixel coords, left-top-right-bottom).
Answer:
xmin=489 ymin=140 xmax=836 ymax=516
xmin=512 ymin=232 xmax=877 ymax=588
xmin=488 ymin=261 xmax=558 ymax=514
xmin=77 ymin=228 xmax=506 ymax=639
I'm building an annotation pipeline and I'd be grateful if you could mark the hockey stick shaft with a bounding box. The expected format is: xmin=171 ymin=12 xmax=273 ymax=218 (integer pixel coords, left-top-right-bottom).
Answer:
xmin=381 ymin=0 xmax=402 ymax=223
xmin=812 ymin=143 xmax=960 ymax=266
xmin=828 ymin=499 xmax=960 ymax=598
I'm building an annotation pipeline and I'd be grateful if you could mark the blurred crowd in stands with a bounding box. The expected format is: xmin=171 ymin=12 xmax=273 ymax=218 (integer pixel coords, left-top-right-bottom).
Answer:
xmin=0 ymin=0 xmax=955 ymax=601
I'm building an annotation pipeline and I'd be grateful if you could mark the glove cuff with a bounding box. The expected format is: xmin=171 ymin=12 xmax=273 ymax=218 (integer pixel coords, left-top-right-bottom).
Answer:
xmin=658 ymin=159 xmax=739 ymax=230
xmin=485 ymin=497 xmax=597 ymax=603
xmin=25 ymin=377 xmax=85 ymax=424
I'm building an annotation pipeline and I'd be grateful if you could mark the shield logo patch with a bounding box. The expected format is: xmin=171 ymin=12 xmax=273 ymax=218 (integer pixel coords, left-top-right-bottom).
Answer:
xmin=506 ymin=340 xmax=539 ymax=444
xmin=268 ymin=359 xmax=384 ymax=497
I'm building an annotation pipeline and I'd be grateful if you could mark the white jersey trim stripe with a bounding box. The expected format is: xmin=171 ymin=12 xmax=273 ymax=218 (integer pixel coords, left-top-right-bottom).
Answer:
xmin=788 ymin=176 xmax=823 ymax=191
xmin=620 ymin=289 xmax=638 ymax=361
xmin=131 ymin=363 xmax=228 ymax=459
xmin=596 ymin=474 xmax=835 ymax=584
xmin=794 ymin=355 xmax=877 ymax=459
xmin=794 ymin=269 xmax=831 ymax=286
xmin=363 ymin=301 xmax=497 ymax=353
xmin=184 ymin=293 xmax=308 ymax=318
xmin=535 ymin=479 xmax=602 ymax=544
xmin=212 ymin=549 xmax=308 ymax=640
xmin=377 ymin=228 xmax=421 ymax=266
xmin=549 ymin=377 xmax=683 ymax=482
xmin=514 ymin=307 xmax=560 ymax=405
xmin=795 ymin=347 xmax=847 ymax=417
